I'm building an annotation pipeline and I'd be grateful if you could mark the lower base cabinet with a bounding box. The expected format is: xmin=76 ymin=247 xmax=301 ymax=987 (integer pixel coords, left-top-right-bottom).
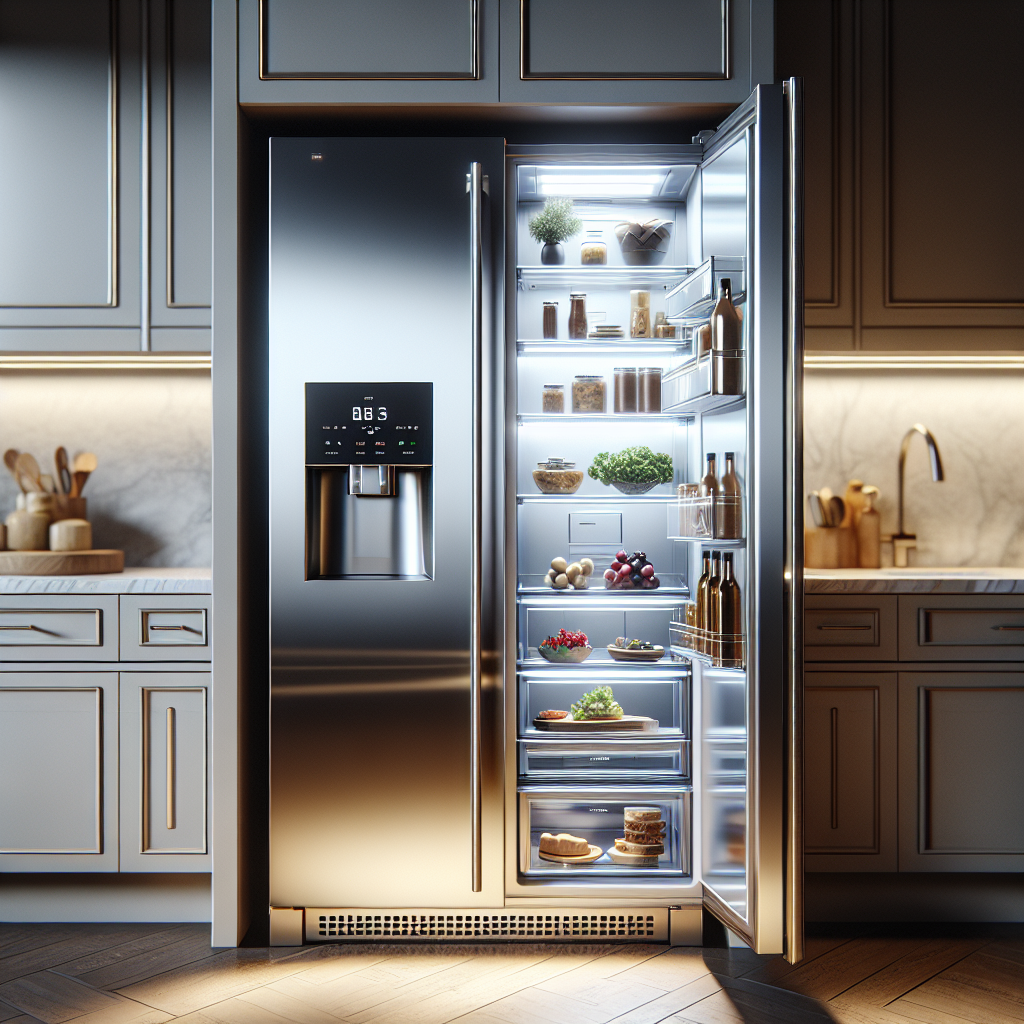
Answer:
xmin=0 ymin=670 xmax=209 ymax=873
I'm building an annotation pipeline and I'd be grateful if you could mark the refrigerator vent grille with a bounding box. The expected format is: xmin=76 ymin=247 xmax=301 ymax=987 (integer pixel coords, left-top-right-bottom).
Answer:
xmin=309 ymin=909 xmax=667 ymax=942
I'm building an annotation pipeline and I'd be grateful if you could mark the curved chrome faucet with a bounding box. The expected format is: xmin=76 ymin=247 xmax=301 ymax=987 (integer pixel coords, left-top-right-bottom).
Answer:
xmin=891 ymin=423 xmax=944 ymax=566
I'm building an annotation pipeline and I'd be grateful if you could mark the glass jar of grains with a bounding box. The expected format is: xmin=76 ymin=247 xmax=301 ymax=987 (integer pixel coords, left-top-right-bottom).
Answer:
xmin=542 ymin=383 xmax=565 ymax=413
xmin=580 ymin=229 xmax=608 ymax=265
xmin=613 ymin=367 xmax=638 ymax=413
xmin=568 ymin=293 xmax=588 ymax=339
xmin=638 ymin=367 xmax=662 ymax=413
xmin=572 ymin=375 xmax=606 ymax=413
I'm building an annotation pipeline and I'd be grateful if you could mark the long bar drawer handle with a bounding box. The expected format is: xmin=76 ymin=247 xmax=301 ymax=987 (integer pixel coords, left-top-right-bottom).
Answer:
xmin=992 ymin=624 xmax=1024 ymax=631
xmin=817 ymin=624 xmax=872 ymax=631
xmin=0 ymin=623 xmax=58 ymax=635
xmin=166 ymin=707 xmax=176 ymax=830
xmin=150 ymin=624 xmax=202 ymax=634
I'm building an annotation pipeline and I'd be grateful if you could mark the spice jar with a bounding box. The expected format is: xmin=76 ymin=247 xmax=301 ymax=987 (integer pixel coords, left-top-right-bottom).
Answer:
xmin=568 ymin=293 xmax=588 ymax=339
xmin=613 ymin=368 xmax=638 ymax=413
xmin=630 ymin=290 xmax=651 ymax=338
xmin=542 ymin=383 xmax=565 ymax=413
xmin=580 ymin=229 xmax=607 ymax=265
xmin=572 ymin=375 xmax=606 ymax=413
xmin=542 ymin=301 xmax=558 ymax=339
xmin=638 ymin=367 xmax=662 ymax=413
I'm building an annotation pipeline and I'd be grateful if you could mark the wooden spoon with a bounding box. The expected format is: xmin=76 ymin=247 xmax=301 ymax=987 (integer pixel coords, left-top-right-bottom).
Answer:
xmin=14 ymin=452 xmax=44 ymax=493
xmin=55 ymin=446 xmax=72 ymax=495
xmin=3 ymin=449 xmax=24 ymax=492
xmin=70 ymin=452 xmax=97 ymax=498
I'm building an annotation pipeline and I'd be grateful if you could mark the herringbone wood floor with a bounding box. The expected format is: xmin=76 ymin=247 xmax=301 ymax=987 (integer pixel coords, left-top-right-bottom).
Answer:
xmin=0 ymin=924 xmax=1020 ymax=1024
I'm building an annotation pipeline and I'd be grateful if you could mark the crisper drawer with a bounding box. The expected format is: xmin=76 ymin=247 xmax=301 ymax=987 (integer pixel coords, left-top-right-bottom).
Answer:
xmin=119 ymin=595 xmax=211 ymax=661
xmin=804 ymin=595 xmax=898 ymax=661
xmin=0 ymin=595 xmax=119 ymax=661
xmin=898 ymin=595 xmax=1024 ymax=662
xmin=518 ymin=738 xmax=689 ymax=780
xmin=519 ymin=786 xmax=690 ymax=877
xmin=519 ymin=669 xmax=689 ymax=737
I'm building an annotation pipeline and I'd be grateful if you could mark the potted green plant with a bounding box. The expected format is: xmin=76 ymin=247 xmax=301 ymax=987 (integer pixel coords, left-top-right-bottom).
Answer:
xmin=528 ymin=198 xmax=582 ymax=265
xmin=588 ymin=446 xmax=674 ymax=495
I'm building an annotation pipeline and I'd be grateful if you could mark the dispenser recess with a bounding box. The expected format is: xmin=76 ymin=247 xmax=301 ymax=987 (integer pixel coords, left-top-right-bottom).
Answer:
xmin=305 ymin=382 xmax=433 ymax=580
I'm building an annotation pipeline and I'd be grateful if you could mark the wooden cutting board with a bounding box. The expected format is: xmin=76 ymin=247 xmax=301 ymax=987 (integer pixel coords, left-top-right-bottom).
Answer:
xmin=0 ymin=550 xmax=124 ymax=576
xmin=534 ymin=715 xmax=658 ymax=732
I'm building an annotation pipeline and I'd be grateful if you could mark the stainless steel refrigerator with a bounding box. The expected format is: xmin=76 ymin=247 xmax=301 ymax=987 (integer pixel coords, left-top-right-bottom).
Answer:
xmin=269 ymin=83 xmax=803 ymax=957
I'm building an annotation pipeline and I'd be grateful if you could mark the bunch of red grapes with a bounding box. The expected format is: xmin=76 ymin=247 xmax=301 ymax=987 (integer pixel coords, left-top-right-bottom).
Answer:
xmin=541 ymin=628 xmax=589 ymax=650
xmin=603 ymin=550 xmax=661 ymax=589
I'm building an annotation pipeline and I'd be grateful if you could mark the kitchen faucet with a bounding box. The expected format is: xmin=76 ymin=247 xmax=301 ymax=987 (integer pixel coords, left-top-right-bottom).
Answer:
xmin=887 ymin=423 xmax=944 ymax=567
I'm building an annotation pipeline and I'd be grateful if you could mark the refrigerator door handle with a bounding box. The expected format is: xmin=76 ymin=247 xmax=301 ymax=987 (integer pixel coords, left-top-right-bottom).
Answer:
xmin=468 ymin=161 xmax=484 ymax=893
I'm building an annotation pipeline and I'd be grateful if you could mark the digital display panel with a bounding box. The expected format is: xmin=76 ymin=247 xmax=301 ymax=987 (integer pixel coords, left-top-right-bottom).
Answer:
xmin=305 ymin=382 xmax=433 ymax=466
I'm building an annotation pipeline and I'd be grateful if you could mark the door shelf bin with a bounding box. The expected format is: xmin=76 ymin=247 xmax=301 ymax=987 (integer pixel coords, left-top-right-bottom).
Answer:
xmin=519 ymin=787 xmax=691 ymax=877
xmin=519 ymin=670 xmax=689 ymax=737
xmin=662 ymin=352 xmax=745 ymax=414
xmin=664 ymin=256 xmax=745 ymax=320
xmin=669 ymin=621 xmax=746 ymax=669
xmin=668 ymin=494 xmax=743 ymax=541
xmin=519 ymin=738 xmax=690 ymax=780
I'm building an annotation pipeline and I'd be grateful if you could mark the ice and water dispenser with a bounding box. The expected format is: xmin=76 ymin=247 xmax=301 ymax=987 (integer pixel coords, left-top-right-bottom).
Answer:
xmin=305 ymin=382 xmax=433 ymax=580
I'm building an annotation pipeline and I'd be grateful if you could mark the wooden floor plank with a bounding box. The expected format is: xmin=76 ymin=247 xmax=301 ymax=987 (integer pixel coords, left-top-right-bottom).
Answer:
xmin=827 ymin=1002 xmax=973 ymax=1024
xmin=766 ymin=938 xmax=928 ymax=1002
xmin=0 ymin=998 xmax=32 ymax=1023
xmin=602 ymin=974 xmax=725 ymax=1024
xmin=938 ymin=950 xmax=1024 ymax=1006
xmin=164 ymin=994 xmax=318 ymax=1024
xmin=534 ymin=947 xmax=672 ymax=998
xmin=738 ymin=937 xmax=855 ymax=988
xmin=897 ymin=980 xmax=1022 ymax=1024
xmin=607 ymin=949 xmax=716 ymax=993
xmin=270 ymin=948 xmax=394 ymax=986
xmin=72 ymin=931 xmax=220 ymax=992
xmin=695 ymin=948 xmax=769 ymax=979
xmin=113 ymin=948 xmax=321 ymax=1017
xmin=981 ymin=941 xmax=1024 ymax=968
xmin=52 ymin=927 xmax=202 ymax=981
xmin=0 ymin=929 xmax=81 ymax=963
xmin=887 ymin=995 xmax=1006 ymax=1024
xmin=829 ymin=938 xmax=986 ymax=1007
xmin=236 ymin=985 xmax=350 ymax=1023
xmin=670 ymin=985 xmax=830 ymax=1024
xmin=0 ymin=969 xmax=172 ymax=1024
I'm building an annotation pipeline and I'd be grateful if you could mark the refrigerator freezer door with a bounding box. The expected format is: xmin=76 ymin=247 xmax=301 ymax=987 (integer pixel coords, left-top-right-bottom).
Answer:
xmin=268 ymin=137 xmax=505 ymax=908
xmin=696 ymin=84 xmax=803 ymax=958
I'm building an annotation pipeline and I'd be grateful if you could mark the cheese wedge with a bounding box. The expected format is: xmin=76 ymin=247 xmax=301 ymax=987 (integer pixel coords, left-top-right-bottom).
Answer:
xmin=539 ymin=832 xmax=589 ymax=856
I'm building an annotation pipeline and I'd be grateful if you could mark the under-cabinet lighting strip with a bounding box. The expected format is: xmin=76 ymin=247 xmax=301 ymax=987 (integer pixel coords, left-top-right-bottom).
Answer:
xmin=0 ymin=354 xmax=211 ymax=370
xmin=804 ymin=353 xmax=1023 ymax=371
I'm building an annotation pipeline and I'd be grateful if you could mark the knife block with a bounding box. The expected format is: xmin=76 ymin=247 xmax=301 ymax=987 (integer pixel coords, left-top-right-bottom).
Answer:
xmin=805 ymin=526 xmax=857 ymax=569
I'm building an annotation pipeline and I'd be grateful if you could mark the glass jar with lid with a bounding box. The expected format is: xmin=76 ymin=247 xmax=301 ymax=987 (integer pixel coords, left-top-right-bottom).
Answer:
xmin=532 ymin=457 xmax=584 ymax=494
xmin=542 ymin=383 xmax=565 ymax=413
xmin=572 ymin=375 xmax=606 ymax=413
xmin=613 ymin=367 xmax=638 ymax=413
xmin=542 ymin=301 xmax=558 ymax=339
xmin=568 ymin=293 xmax=588 ymax=339
xmin=580 ymin=229 xmax=608 ymax=265
xmin=638 ymin=367 xmax=662 ymax=413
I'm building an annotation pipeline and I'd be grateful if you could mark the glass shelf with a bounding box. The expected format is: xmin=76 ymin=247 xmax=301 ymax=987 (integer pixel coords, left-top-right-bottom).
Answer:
xmin=517 ymin=492 xmax=677 ymax=504
xmin=519 ymin=649 xmax=682 ymax=670
xmin=518 ymin=412 xmax=690 ymax=424
xmin=518 ymin=266 xmax=695 ymax=290
xmin=517 ymin=338 xmax=688 ymax=355
xmin=519 ymin=574 xmax=689 ymax=602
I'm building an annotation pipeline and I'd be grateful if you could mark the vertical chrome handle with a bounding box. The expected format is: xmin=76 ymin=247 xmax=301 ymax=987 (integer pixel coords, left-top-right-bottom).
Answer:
xmin=166 ymin=707 xmax=176 ymax=830
xmin=783 ymin=76 xmax=805 ymax=965
xmin=468 ymin=161 xmax=484 ymax=893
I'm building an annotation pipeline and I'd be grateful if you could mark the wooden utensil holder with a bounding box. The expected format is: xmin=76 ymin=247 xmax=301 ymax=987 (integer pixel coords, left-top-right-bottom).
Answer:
xmin=805 ymin=526 xmax=857 ymax=569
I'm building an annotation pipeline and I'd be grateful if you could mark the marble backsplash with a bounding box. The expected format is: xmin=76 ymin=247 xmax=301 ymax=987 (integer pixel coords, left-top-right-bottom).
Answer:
xmin=0 ymin=372 xmax=211 ymax=568
xmin=804 ymin=370 xmax=1024 ymax=568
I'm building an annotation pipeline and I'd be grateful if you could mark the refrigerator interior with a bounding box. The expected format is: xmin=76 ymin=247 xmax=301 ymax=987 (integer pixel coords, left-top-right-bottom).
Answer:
xmin=510 ymin=145 xmax=752 ymax=900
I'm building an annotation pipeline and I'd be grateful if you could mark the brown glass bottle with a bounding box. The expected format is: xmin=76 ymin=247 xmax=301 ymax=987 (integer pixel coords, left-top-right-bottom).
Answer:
xmin=717 ymin=451 xmax=743 ymax=539
xmin=707 ymin=551 xmax=722 ymax=642
xmin=717 ymin=552 xmax=742 ymax=662
xmin=711 ymin=277 xmax=741 ymax=352
xmin=699 ymin=453 xmax=718 ymax=497
xmin=695 ymin=549 xmax=712 ymax=640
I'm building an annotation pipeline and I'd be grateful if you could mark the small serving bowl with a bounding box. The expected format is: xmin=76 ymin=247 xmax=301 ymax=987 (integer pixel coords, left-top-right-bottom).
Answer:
xmin=538 ymin=644 xmax=593 ymax=664
xmin=610 ymin=480 xmax=659 ymax=495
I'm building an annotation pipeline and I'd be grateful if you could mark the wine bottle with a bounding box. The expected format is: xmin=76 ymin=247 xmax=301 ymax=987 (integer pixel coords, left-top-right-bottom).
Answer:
xmin=696 ymin=549 xmax=712 ymax=640
xmin=718 ymin=452 xmax=743 ymax=539
xmin=699 ymin=453 xmax=718 ymax=497
xmin=711 ymin=277 xmax=741 ymax=352
xmin=707 ymin=551 xmax=722 ymax=639
xmin=699 ymin=454 xmax=719 ymax=538
xmin=718 ymin=552 xmax=741 ymax=638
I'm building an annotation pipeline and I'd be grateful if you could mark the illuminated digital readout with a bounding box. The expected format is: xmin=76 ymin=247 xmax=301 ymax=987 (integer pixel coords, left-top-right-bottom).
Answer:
xmin=305 ymin=382 xmax=433 ymax=466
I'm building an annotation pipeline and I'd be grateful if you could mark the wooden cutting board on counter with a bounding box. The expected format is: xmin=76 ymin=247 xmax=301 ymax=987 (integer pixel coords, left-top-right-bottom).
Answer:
xmin=0 ymin=550 xmax=124 ymax=575
xmin=534 ymin=715 xmax=658 ymax=732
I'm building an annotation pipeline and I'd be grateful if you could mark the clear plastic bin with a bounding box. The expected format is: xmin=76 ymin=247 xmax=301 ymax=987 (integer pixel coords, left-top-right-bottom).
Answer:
xmin=670 ymin=493 xmax=743 ymax=540
xmin=669 ymin=620 xmax=746 ymax=669
xmin=518 ymin=738 xmax=690 ymax=779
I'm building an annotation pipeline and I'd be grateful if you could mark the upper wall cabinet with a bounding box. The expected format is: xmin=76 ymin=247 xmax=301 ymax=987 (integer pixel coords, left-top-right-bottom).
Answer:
xmin=0 ymin=0 xmax=210 ymax=353
xmin=499 ymin=0 xmax=770 ymax=104
xmin=237 ymin=0 xmax=500 ymax=104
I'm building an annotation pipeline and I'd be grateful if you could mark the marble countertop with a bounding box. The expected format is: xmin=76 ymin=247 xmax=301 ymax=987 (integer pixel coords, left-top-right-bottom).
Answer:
xmin=0 ymin=568 xmax=211 ymax=594
xmin=805 ymin=568 xmax=1024 ymax=594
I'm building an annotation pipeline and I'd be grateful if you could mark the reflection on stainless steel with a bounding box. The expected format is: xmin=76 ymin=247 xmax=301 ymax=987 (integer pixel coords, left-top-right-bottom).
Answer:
xmin=890 ymin=424 xmax=945 ymax=567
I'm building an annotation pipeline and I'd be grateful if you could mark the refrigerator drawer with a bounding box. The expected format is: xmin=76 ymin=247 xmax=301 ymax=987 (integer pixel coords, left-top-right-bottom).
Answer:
xmin=519 ymin=670 xmax=689 ymax=737
xmin=519 ymin=786 xmax=691 ymax=877
xmin=664 ymin=255 xmax=745 ymax=320
xmin=518 ymin=738 xmax=690 ymax=779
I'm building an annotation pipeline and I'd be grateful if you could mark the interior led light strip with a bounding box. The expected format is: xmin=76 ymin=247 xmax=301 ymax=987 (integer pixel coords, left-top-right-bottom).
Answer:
xmin=804 ymin=353 xmax=1023 ymax=370
xmin=0 ymin=354 xmax=211 ymax=370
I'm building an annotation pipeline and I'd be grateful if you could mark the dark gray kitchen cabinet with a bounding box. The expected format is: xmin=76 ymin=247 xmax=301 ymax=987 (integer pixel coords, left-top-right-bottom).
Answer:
xmin=898 ymin=672 xmax=1024 ymax=872
xmin=499 ymin=0 xmax=769 ymax=105
xmin=0 ymin=0 xmax=211 ymax=353
xmin=804 ymin=671 xmax=898 ymax=872
xmin=237 ymin=0 xmax=499 ymax=104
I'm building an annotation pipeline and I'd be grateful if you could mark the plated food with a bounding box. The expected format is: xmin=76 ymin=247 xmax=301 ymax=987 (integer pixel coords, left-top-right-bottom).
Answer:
xmin=536 ymin=709 xmax=568 ymax=720
xmin=538 ymin=628 xmax=592 ymax=663
xmin=607 ymin=636 xmax=665 ymax=662
xmin=570 ymin=685 xmax=623 ymax=720
xmin=538 ymin=831 xmax=603 ymax=863
xmin=609 ymin=805 xmax=666 ymax=866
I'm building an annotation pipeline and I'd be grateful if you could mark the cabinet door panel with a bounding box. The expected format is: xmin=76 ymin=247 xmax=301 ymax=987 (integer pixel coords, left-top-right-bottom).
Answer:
xmin=899 ymin=671 xmax=1024 ymax=871
xmin=805 ymin=595 xmax=898 ymax=661
xmin=0 ymin=673 xmax=118 ymax=872
xmin=0 ymin=0 xmax=141 ymax=331
xmin=149 ymin=0 xmax=212 ymax=331
xmin=805 ymin=672 xmax=897 ymax=871
xmin=898 ymin=595 xmax=1024 ymax=662
xmin=120 ymin=672 xmax=209 ymax=871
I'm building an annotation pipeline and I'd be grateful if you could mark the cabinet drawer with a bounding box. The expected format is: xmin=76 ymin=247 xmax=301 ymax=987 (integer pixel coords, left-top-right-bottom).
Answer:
xmin=119 ymin=595 xmax=211 ymax=661
xmin=899 ymin=595 xmax=1024 ymax=662
xmin=518 ymin=739 xmax=689 ymax=779
xmin=804 ymin=596 xmax=898 ymax=661
xmin=0 ymin=596 xmax=118 ymax=661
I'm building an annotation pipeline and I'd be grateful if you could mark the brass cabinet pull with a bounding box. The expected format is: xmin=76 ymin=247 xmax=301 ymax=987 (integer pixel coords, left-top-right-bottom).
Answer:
xmin=992 ymin=624 xmax=1024 ymax=631
xmin=166 ymin=707 xmax=176 ymax=830
xmin=151 ymin=624 xmax=202 ymax=634
xmin=818 ymin=624 xmax=872 ymax=631
xmin=0 ymin=623 xmax=57 ymax=634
